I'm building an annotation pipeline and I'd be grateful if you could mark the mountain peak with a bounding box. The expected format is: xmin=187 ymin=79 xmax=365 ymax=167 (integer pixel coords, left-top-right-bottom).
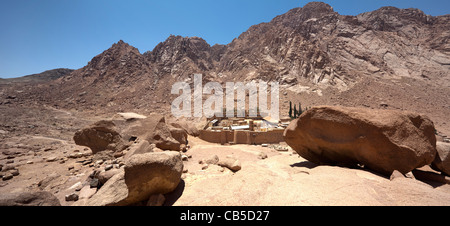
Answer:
xmin=302 ymin=2 xmax=334 ymax=13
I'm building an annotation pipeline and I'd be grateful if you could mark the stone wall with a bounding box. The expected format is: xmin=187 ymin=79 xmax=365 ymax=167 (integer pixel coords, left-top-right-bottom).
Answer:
xmin=199 ymin=129 xmax=285 ymax=145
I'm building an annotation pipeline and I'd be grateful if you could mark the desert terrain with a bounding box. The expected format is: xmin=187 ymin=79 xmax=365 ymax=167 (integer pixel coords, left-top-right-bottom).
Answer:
xmin=0 ymin=2 xmax=449 ymax=206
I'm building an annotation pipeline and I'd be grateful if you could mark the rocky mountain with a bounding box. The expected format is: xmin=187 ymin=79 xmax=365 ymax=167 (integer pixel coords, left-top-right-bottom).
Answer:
xmin=3 ymin=1 xmax=449 ymax=134
xmin=0 ymin=68 xmax=74 ymax=84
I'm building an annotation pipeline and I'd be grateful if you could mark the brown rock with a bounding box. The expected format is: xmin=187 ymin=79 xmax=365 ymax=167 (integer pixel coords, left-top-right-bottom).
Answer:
xmin=284 ymin=106 xmax=437 ymax=175
xmin=124 ymin=140 xmax=153 ymax=160
xmin=200 ymin=155 xmax=220 ymax=165
xmin=218 ymin=157 xmax=242 ymax=172
xmin=431 ymin=142 xmax=450 ymax=176
xmin=78 ymin=169 xmax=128 ymax=206
xmin=118 ymin=113 xmax=187 ymax=151
xmin=73 ymin=120 xmax=128 ymax=154
xmin=123 ymin=151 xmax=183 ymax=205
xmin=0 ymin=191 xmax=61 ymax=206
xmin=169 ymin=117 xmax=200 ymax=137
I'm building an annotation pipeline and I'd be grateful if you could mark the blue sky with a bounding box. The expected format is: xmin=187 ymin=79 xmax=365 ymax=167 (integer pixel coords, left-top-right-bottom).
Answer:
xmin=1 ymin=0 xmax=449 ymax=78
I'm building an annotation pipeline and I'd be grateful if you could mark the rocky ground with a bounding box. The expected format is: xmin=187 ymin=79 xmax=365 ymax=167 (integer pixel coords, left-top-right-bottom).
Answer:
xmin=1 ymin=103 xmax=449 ymax=206
xmin=0 ymin=2 xmax=449 ymax=206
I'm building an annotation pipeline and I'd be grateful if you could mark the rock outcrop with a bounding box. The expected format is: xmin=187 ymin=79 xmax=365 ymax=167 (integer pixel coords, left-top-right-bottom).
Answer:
xmin=117 ymin=113 xmax=188 ymax=151
xmin=432 ymin=142 xmax=450 ymax=176
xmin=79 ymin=151 xmax=183 ymax=206
xmin=0 ymin=191 xmax=61 ymax=206
xmin=283 ymin=106 xmax=437 ymax=175
xmin=123 ymin=151 xmax=183 ymax=205
xmin=74 ymin=113 xmax=188 ymax=154
xmin=73 ymin=120 xmax=128 ymax=154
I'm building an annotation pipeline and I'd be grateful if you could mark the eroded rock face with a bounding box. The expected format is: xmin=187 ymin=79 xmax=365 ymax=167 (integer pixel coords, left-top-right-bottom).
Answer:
xmin=0 ymin=191 xmax=61 ymax=206
xmin=123 ymin=151 xmax=183 ymax=205
xmin=73 ymin=120 xmax=128 ymax=154
xmin=74 ymin=113 xmax=189 ymax=154
xmin=283 ymin=106 xmax=437 ymax=175
xmin=118 ymin=113 xmax=187 ymax=151
xmin=78 ymin=151 xmax=183 ymax=206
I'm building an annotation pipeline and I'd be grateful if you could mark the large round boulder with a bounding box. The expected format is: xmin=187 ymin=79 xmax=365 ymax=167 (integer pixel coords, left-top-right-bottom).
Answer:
xmin=283 ymin=106 xmax=437 ymax=175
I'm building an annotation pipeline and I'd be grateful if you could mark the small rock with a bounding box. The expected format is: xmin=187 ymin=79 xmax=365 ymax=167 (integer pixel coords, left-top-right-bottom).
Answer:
xmin=68 ymin=182 xmax=83 ymax=191
xmin=26 ymin=161 xmax=34 ymax=164
xmin=218 ymin=157 xmax=241 ymax=172
xmin=104 ymin=164 xmax=113 ymax=171
xmin=390 ymin=170 xmax=405 ymax=181
xmin=201 ymin=164 xmax=209 ymax=170
xmin=181 ymin=155 xmax=189 ymax=161
xmin=1 ymin=165 xmax=15 ymax=172
xmin=203 ymin=155 xmax=220 ymax=165
xmin=65 ymin=193 xmax=79 ymax=202
xmin=258 ymin=152 xmax=268 ymax=160
xmin=113 ymin=151 xmax=124 ymax=158
xmin=261 ymin=144 xmax=269 ymax=147
xmin=405 ymin=171 xmax=416 ymax=180
xmin=275 ymin=146 xmax=289 ymax=152
xmin=2 ymin=173 xmax=13 ymax=181
xmin=46 ymin=156 xmax=57 ymax=162
xmin=10 ymin=169 xmax=19 ymax=176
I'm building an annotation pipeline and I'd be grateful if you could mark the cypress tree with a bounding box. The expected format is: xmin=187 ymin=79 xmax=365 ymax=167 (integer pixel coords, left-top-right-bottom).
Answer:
xmin=294 ymin=104 xmax=298 ymax=118
xmin=289 ymin=101 xmax=293 ymax=119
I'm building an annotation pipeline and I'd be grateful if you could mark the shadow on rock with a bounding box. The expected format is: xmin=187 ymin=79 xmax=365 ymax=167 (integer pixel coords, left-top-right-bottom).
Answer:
xmin=164 ymin=179 xmax=185 ymax=206
xmin=290 ymin=161 xmax=318 ymax=169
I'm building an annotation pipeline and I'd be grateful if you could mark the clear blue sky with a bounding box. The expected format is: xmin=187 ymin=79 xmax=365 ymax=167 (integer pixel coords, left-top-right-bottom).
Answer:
xmin=1 ymin=0 xmax=449 ymax=78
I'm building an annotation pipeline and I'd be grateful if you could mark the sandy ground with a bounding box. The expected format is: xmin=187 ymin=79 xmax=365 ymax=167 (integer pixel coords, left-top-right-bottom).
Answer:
xmin=172 ymin=136 xmax=450 ymax=206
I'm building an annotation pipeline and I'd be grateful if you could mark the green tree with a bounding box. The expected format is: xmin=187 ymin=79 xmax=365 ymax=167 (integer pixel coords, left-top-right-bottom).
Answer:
xmin=289 ymin=101 xmax=293 ymax=119
xmin=294 ymin=104 xmax=298 ymax=118
xmin=298 ymin=102 xmax=303 ymax=117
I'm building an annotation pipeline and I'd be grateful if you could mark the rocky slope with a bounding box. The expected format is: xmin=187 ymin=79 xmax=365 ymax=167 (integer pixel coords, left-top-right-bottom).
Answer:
xmin=2 ymin=2 xmax=449 ymax=134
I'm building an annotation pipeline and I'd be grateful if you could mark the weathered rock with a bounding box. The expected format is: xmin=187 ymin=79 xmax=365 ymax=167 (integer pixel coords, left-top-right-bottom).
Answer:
xmin=284 ymin=106 xmax=437 ymax=175
xmin=0 ymin=191 xmax=61 ymax=206
xmin=73 ymin=120 xmax=128 ymax=154
xmin=2 ymin=173 xmax=13 ymax=181
xmin=123 ymin=151 xmax=183 ymax=205
xmin=80 ymin=151 xmax=183 ymax=206
xmin=218 ymin=157 xmax=242 ymax=172
xmin=200 ymin=155 xmax=220 ymax=165
xmin=38 ymin=172 xmax=61 ymax=189
xmin=431 ymin=142 xmax=450 ymax=176
xmin=78 ymin=169 xmax=128 ymax=206
xmin=65 ymin=193 xmax=79 ymax=202
xmin=118 ymin=113 xmax=187 ymax=151
xmin=97 ymin=168 xmax=121 ymax=184
xmin=46 ymin=156 xmax=57 ymax=162
xmin=78 ymin=185 xmax=97 ymax=200
xmin=124 ymin=140 xmax=153 ymax=160
xmin=169 ymin=117 xmax=200 ymax=137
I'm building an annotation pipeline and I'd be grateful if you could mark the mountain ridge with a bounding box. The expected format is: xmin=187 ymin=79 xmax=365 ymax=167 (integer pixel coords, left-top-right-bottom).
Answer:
xmin=2 ymin=1 xmax=449 ymax=135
